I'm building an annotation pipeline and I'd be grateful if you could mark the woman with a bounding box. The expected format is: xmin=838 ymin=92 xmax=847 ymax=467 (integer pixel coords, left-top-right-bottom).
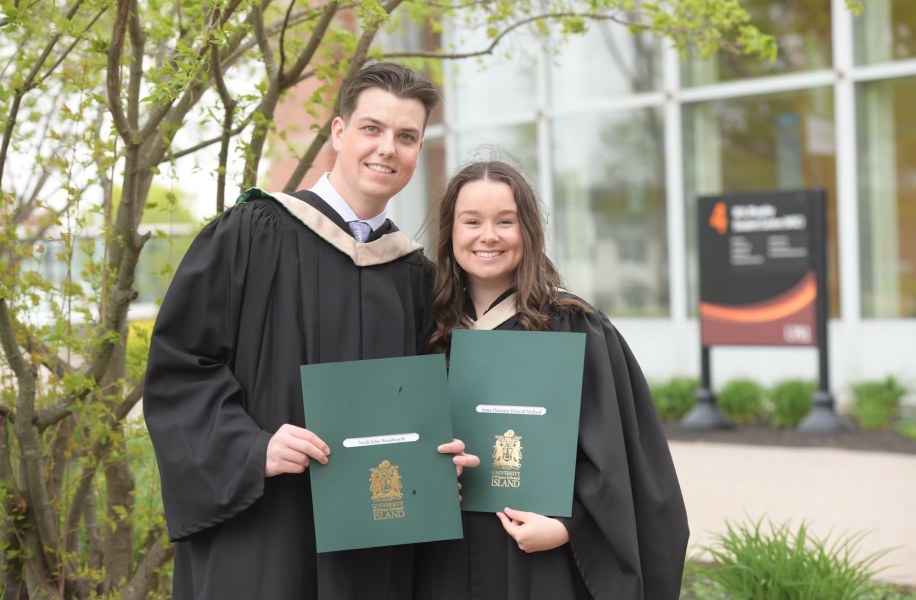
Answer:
xmin=416 ymin=161 xmax=689 ymax=600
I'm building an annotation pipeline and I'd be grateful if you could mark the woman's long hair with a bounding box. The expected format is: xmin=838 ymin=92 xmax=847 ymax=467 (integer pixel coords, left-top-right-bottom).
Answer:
xmin=427 ymin=161 xmax=585 ymax=353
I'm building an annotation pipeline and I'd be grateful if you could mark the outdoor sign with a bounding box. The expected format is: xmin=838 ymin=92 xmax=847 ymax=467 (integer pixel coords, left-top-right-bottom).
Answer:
xmin=698 ymin=189 xmax=826 ymax=347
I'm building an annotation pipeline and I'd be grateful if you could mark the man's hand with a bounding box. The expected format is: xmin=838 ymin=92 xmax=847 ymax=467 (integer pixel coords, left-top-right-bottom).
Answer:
xmin=437 ymin=438 xmax=480 ymax=477
xmin=265 ymin=424 xmax=330 ymax=477
xmin=496 ymin=507 xmax=570 ymax=553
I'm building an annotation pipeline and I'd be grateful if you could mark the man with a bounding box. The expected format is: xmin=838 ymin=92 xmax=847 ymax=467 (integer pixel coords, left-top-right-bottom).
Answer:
xmin=144 ymin=62 xmax=476 ymax=600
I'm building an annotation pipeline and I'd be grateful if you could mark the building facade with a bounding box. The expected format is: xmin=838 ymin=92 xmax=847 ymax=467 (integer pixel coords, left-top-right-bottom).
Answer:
xmin=389 ymin=0 xmax=916 ymax=400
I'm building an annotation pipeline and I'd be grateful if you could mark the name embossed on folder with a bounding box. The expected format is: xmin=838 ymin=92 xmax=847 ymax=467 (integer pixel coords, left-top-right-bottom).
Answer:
xmin=477 ymin=405 xmax=547 ymax=416
xmin=343 ymin=433 xmax=419 ymax=447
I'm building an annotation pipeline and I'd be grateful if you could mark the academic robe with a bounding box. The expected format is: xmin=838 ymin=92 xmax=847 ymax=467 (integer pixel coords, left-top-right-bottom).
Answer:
xmin=143 ymin=189 xmax=434 ymax=600
xmin=415 ymin=292 xmax=689 ymax=600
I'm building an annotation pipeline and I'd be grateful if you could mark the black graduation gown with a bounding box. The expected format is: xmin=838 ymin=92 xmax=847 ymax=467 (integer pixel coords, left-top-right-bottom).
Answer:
xmin=143 ymin=189 xmax=434 ymax=600
xmin=415 ymin=293 xmax=689 ymax=600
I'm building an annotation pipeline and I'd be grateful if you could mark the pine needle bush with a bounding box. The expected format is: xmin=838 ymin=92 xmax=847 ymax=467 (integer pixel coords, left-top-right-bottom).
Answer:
xmin=717 ymin=378 xmax=767 ymax=425
xmin=768 ymin=379 xmax=816 ymax=429
xmin=705 ymin=519 xmax=887 ymax=600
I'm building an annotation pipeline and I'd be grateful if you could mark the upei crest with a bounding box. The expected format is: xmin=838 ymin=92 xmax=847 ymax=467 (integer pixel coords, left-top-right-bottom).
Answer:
xmin=369 ymin=459 xmax=403 ymax=501
xmin=369 ymin=460 xmax=406 ymax=520
xmin=493 ymin=429 xmax=523 ymax=469
xmin=491 ymin=429 xmax=523 ymax=489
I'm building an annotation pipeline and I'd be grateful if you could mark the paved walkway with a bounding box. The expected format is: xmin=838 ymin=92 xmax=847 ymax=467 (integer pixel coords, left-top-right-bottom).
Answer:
xmin=669 ymin=441 xmax=916 ymax=587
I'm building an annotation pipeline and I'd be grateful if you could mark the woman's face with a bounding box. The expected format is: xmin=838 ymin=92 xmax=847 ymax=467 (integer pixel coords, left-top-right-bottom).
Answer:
xmin=451 ymin=179 xmax=524 ymax=293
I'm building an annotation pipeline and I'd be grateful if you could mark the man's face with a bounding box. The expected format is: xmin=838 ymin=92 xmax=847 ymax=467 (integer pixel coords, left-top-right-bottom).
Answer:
xmin=329 ymin=87 xmax=426 ymax=218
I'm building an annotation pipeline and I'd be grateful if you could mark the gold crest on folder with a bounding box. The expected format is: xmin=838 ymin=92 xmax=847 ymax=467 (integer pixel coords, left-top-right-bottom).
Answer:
xmin=369 ymin=460 xmax=405 ymax=520
xmin=491 ymin=430 xmax=523 ymax=488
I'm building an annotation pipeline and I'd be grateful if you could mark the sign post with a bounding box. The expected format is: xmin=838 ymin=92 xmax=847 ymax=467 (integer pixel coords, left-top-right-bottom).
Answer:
xmin=681 ymin=189 xmax=849 ymax=432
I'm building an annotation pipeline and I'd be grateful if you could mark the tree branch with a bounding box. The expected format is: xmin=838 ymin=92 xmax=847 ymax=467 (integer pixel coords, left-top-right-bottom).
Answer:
xmin=0 ymin=299 xmax=59 ymax=577
xmin=164 ymin=118 xmax=250 ymax=162
xmin=22 ymin=324 xmax=71 ymax=382
xmin=276 ymin=0 xmax=296 ymax=79
xmin=37 ymin=6 xmax=108 ymax=88
xmin=222 ymin=1 xmax=350 ymax=67
xmin=0 ymin=410 xmax=18 ymax=488
xmin=280 ymin=2 xmax=339 ymax=89
xmin=64 ymin=453 xmax=101 ymax=562
xmin=281 ymin=0 xmax=395 ymax=191
xmin=212 ymin=42 xmax=237 ymax=213
xmin=0 ymin=300 xmax=29 ymax=384
xmin=35 ymin=398 xmax=79 ymax=430
xmin=242 ymin=0 xmax=342 ymax=190
xmin=120 ymin=530 xmax=174 ymax=600
xmin=384 ymin=11 xmax=628 ymax=60
xmin=114 ymin=382 xmax=144 ymax=422
xmin=101 ymin=446 xmax=134 ymax=590
xmin=127 ymin=0 xmax=145 ymax=131
xmin=283 ymin=115 xmax=333 ymax=192
xmin=107 ymin=0 xmax=135 ymax=141
xmin=136 ymin=0 xmax=247 ymax=148
xmin=0 ymin=432 xmax=26 ymax=599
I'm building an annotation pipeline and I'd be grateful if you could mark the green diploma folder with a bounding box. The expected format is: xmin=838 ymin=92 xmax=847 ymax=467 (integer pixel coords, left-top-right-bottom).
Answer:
xmin=448 ymin=329 xmax=586 ymax=517
xmin=300 ymin=354 xmax=463 ymax=553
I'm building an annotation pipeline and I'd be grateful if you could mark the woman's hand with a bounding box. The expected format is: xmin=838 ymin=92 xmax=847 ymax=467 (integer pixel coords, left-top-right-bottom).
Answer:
xmin=496 ymin=507 xmax=570 ymax=553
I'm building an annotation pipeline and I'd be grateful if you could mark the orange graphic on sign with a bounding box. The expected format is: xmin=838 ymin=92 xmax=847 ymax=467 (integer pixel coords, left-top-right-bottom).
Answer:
xmin=708 ymin=201 xmax=728 ymax=234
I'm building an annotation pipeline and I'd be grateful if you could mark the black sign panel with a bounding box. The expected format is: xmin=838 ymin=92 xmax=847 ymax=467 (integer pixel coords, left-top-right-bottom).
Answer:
xmin=698 ymin=189 xmax=826 ymax=346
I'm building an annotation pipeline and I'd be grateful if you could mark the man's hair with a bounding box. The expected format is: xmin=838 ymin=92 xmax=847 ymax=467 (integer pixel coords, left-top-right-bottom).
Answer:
xmin=338 ymin=62 xmax=441 ymax=127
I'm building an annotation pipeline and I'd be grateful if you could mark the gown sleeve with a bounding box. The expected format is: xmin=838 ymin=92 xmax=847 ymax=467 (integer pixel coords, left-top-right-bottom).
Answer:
xmin=143 ymin=201 xmax=277 ymax=541
xmin=554 ymin=307 xmax=689 ymax=600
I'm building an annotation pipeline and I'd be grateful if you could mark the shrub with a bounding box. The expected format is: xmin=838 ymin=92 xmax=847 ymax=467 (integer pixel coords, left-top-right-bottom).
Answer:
xmin=650 ymin=377 xmax=698 ymax=422
xmin=705 ymin=518 xmax=887 ymax=600
xmin=679 ymin=560 xmax=730 ymax=600
xmin=769 ymin=379 xmax=816 ymax=429
xmin=127 ymin=318 xmax=155 ymax=376
xmin=851 ymin=377 xmax=907 ymax=430
xmin=717 ymin=378 xmax=766 ymax=425
xmin=893 ymin=418 xmax=916 ymax=442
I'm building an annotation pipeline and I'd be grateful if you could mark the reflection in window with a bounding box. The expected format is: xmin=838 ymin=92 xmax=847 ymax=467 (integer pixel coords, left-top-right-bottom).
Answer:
xmin=683 ymin=89 xmax=840 ymax=316
xmin=20 ymin=232 xmax=193 ymax=319
xmin=856 ymin=77 xmax=916 ymax=318
xmin=551 ymin=109 xmax=668 ymax=317
xmin=549 ymin=19 xmax=661 ymax=108
xmin=455 ymin=125 xmax=539 ymax=181
xmin=854 ymin=0 xmax=916 ymax=65
xmin=447 ymin=27 xmax=537 ymax=125
xmin=682 ymin=0 xmax=832 ymax=86
xmin=618 ymin=239 xmax=649 ymax=264
xmin=393 ymin=137 xmax=446 ymax=246
xmin=136 ymin=234 xmax=194 ymax=304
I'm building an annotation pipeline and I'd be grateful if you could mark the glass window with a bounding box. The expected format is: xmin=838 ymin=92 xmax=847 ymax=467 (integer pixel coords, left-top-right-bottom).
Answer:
xmin=551 ymin=108 xmax=668 ymax=317
xmin=548 ymin=21 xmax=661 ymax=109
xmin=391 ymin=136 xmax=446 ymax=246
xmin=854 ymin=0 xmax=916 ymax=64
xmin=378 ymin=19 xmax=446 ymax=126
xmin=136 ymin=234 xmax=194 ymax=304
xmin=856 ymin=76 xmax=916 ymax=318
xmin=682 ymin=88 xmax=840 ymax=317
xmin=682 ymin=0 xmax=832 ymax=87
xmin=454 ymin=124 xmax=539 ymax=180
xmin=447 ymin=28 xmax=537 ymax=125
